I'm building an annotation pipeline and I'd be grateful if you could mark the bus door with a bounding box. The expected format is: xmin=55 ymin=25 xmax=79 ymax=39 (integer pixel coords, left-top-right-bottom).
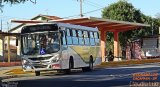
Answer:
xmin=60 ymin=30 xmax=68 ymax=61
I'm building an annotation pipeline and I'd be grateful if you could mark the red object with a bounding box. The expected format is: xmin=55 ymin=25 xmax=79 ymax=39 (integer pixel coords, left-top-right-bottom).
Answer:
xmin=52 ymin=64 xmax=61 ymax=68
xmin=0 ymin=62 xmax=21 ymax=67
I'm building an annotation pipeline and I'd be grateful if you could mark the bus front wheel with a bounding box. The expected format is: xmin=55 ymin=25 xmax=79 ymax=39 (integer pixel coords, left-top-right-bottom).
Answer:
xmin=64 ymin=57 xmax=74 ymax=74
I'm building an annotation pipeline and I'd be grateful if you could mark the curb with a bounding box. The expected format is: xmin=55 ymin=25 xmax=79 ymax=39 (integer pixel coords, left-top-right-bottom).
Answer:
xmin=118 ymin=62 xmax=160 ymax=67
xmin=96 ymin=62 xmax=160 ymax=69
xmin=0 ymin=75 xmax=18 ymax=79
xmin=0 ymin=73 xmax=35 ymax=80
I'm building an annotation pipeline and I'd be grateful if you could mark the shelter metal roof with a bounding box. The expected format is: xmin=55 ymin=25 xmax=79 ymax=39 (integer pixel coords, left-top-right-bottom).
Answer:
xmin=0 ymin=32 xmax=19 ymax=40
xmin=0 ymin=32 xmax=20 ymax=36
xmin=11 ymin=17 xmax=150 ymax=32
xmin=51 ymin=17 xmax=150 ymax=32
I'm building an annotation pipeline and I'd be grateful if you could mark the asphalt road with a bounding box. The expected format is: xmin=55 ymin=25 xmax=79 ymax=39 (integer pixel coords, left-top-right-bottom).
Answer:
xmin=2 ymin=63 xmax=160 ymax=87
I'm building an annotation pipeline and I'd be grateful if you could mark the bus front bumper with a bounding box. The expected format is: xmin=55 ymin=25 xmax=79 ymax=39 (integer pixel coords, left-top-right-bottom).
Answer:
xmin=22 ymin=63 xmax=62 ymax=72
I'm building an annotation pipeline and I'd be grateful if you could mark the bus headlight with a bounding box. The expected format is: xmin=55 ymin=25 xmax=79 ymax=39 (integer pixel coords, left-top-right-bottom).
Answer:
xmin=51 ymin=54 xmax=60 ymax=63
xmin=22 ymin=59 xmax=30 ymax=65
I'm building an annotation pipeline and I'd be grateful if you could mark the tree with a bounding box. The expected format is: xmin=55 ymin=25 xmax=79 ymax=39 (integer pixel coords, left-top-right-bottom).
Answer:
xmin=0 ymin=0 xmax=36 ymax=4
xmin=102 ymin=0 xmax=155 ymax=55
xmin=102 ymin=0 xmax=143 ymax=23
xmin=0 ymin=0 xmax=36 ymax=12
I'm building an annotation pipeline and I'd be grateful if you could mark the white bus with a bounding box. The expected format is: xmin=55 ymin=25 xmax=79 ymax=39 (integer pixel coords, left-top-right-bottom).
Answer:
xmin=20 ymin=23 xmax=101 ymax=76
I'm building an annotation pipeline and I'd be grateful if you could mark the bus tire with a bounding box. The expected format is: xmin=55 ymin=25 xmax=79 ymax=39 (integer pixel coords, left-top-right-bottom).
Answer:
xmin=65 ymin=57 xmax=74 ymax=74
xmin=82 ymin=57 xmax=93 ymax=72
xmin=57 ymin=70 xmax=64 ymax=73
xmin=35 ymin=71 xmax=40 ymax=76
xmin=88 ymin=57 xmax=93 ymax=71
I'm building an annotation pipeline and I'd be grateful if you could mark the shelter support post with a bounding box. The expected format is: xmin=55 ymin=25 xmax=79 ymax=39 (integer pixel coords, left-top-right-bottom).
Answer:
xmin=7 ymin=36 xmax=10 ymax=62
xmin=159 ymin=27 xmax=160 ymax=52
xmin=2 ymin=36 xmax=5 ymax=62
xmin=100 ymin=29 xmax=106 ymax=62
xmin=17 ymin=39 xmax=20 ymax=58
xmin=113 ymin=31 xmax=121 ymax=61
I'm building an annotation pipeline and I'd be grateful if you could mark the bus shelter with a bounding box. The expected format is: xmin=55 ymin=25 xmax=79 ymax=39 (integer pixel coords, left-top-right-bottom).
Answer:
xmin=12 ymin=17 xmax=150 ymax=62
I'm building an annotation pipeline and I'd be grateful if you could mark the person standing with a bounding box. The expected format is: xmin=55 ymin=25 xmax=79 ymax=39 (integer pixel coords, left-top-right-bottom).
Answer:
xmin=126 ymin=42 xmax=131 ymax=60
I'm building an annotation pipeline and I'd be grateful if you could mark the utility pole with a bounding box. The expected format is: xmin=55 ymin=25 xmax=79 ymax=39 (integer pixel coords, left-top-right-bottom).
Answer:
xmin=80 ymin=0 xmax=83 ymax=17
xmin=78 ymin=0 xmax=83 ymax=17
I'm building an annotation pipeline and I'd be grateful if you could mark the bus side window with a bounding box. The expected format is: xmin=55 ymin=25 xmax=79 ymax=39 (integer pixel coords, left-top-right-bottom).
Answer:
xmin=83 ymin=31 xmax=89 ymax=45
xmin=66 ymin=28 xmax=72 ymax=45
xmin=61 ymin=31 xmax=66 ymax=45
xmin=72 ymin=29 xmax=78 ymax=45
xmin=94 ymin=32 xmax=100 ymax=46
xmin=78 ymin=30 xmax=84 ymax=45
xmin=90 ymin=31 xmax=95 ymax=46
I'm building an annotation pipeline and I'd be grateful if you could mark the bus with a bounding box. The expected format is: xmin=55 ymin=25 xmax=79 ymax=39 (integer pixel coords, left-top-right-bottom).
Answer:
xmin=20 ymin=22 xmax=101 ymax=76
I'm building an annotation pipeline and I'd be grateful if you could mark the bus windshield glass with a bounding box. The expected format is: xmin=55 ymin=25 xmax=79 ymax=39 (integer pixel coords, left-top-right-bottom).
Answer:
xmin=21 ymin=32 xmax=60 ymax=55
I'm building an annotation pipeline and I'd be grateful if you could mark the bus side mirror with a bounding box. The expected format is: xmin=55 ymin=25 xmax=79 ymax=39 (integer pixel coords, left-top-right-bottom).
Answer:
xmin=16 ymin=38 xmax=18 ymax=46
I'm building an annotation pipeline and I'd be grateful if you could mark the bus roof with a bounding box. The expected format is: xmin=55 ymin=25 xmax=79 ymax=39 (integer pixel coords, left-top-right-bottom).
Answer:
xmin=20 ymin=22 xmax=98 ymax=33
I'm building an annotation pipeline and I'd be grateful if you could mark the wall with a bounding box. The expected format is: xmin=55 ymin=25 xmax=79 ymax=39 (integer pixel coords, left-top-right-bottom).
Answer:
xmin=142 ymin=37 xmax=159 ymax=57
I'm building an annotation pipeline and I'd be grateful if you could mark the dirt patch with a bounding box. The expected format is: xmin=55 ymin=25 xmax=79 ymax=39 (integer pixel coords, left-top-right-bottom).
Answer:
xmin=4 ymin=68 xmax=33 ymax=75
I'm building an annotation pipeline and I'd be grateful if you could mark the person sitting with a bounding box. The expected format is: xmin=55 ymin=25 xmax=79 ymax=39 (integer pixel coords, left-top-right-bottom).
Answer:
xmin=40 ymin=35 xmax=47 ymax=54
xmin=108 ymin=50 xmax=114 ymax=61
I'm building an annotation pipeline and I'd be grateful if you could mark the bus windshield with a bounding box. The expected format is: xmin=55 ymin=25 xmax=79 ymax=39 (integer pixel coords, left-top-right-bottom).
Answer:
xmin=21 ymin=32 xmax=60 ymax=55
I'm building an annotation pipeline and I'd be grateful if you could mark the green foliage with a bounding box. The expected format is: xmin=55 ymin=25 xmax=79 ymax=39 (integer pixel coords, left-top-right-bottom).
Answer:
xmin=1 ymin=0 xmax=30 ymax=4
xmin=102 ymin=0 xmax=143 ymax=23
xmin=102 ymin=0 xmax=160 ymax=51
xmin=0 ymin=0 xmax=36 ymax=12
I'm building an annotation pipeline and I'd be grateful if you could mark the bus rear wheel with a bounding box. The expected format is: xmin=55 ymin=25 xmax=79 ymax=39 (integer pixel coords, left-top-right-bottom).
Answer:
xmin=82 ymin=57 xmax=93 ymax=72
xmin=88 ymin=58 xmax=93 ymax=71
xmin=35 ymin=71 xmax=40 ymax=76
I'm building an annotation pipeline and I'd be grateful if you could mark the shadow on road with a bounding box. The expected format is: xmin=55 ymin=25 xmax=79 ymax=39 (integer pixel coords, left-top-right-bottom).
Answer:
xmin=2 ymin=65 xmax=160 ymax=87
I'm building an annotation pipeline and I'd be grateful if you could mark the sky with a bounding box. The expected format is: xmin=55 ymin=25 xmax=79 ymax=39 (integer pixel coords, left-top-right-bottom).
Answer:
xmin=0 ymin=0 xmax=160 ymax=31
